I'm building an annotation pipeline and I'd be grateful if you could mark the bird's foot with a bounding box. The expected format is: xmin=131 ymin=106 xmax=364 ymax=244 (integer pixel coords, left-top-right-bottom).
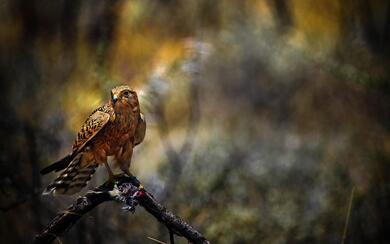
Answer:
xmin=122 ymin=171 xmax=142 ymax=188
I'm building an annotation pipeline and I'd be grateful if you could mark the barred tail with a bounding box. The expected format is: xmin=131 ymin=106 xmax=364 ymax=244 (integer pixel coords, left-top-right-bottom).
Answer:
xmin=40 ymin=154 xmax=74 ymax=175
xmin=43 ymin=153 xmax=97 ymax=195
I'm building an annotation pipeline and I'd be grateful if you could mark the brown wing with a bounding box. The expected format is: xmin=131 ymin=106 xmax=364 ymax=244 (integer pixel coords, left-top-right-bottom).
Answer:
xmin=72 ymin=107 xmax=111 ymax=153
xmin=134 ymin=112 xmax=146 ymax=146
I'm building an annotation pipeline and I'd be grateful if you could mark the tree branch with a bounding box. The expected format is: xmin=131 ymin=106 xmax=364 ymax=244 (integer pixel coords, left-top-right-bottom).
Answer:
xmin=34 ymin=174 xmax=210 ymax=244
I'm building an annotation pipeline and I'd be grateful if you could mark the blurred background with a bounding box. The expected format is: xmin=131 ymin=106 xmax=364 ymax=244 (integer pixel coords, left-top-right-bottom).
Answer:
xmin=1 ymin=0 xmax=389 ymax=243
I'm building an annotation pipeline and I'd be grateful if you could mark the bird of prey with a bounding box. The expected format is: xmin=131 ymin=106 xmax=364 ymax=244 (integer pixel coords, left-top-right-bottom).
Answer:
xmin=41 ymin=85 xmax=146 ymax=195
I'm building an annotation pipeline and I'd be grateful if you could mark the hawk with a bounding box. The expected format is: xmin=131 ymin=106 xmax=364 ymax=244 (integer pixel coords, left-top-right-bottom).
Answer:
xmin=41 ymin=85 xmax=146 ymax=195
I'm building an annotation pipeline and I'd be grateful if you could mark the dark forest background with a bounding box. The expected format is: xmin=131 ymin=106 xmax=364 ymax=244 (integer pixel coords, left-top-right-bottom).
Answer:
xmin=1 ymin=0 xmax=389 ymax=243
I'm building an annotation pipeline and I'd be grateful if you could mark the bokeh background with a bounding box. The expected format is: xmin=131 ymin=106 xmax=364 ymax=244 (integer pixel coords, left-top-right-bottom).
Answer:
xmin=1 ymin=1 xmax=390 ymax=243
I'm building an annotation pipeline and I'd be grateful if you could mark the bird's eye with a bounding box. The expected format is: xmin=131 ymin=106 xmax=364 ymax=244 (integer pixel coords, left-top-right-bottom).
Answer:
xmin=123 ymin=91 xmax=130 ymax=97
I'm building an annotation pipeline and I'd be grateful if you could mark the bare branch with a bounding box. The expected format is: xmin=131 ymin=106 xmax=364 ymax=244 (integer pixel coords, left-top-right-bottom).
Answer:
xmin=34 ymin=174 xmax=210 ymax=244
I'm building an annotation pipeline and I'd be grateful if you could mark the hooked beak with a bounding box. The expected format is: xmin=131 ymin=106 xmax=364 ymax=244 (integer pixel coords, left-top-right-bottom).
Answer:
xmin=112 ymin=94 xmax=118 ymax=104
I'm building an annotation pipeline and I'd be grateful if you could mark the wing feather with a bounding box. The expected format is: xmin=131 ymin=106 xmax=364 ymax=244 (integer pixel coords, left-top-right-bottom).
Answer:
xmin=72 ymin=107 xmax=111 ymax=153
xmin=134 ymin=113 xmax=146 ymax=146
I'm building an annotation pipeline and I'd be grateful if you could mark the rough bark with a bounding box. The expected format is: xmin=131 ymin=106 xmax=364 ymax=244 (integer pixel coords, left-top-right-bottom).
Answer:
xmin=34 ymin=174 xmax=210 ymax=244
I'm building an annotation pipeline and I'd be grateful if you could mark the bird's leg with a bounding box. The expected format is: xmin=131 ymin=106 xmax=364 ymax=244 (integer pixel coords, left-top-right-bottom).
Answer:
xmin=117 ymin=142 xmax=133 ymax=177
xmin=104 ymin=161 xmax=115 ymax=181
xmin=119 ymin=161 xmax=132 ymax=177
xmin=95 ymin=150 xmax=114 ymax=182
xmin=117 ymin=143 xmax=143 ymax=189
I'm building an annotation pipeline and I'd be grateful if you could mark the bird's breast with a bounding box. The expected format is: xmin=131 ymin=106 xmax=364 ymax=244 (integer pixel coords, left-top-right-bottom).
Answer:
xmin=101 ymin=112 xmax=138 ymax=155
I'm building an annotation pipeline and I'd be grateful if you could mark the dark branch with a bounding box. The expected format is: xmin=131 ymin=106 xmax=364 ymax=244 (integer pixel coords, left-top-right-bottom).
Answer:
xmin=34 ymin=174 xmax=210 ymax=244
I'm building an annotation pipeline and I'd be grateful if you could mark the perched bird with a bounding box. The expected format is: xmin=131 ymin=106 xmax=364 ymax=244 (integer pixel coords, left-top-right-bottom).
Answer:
xmin=41 ymin=85 xmax=146 ymax=195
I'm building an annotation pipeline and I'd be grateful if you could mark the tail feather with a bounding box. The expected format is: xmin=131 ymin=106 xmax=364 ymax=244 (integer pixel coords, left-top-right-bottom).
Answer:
xmin=43 ymin=154 xmax=97 ymax=195
xmin=40 ymin=154 xmax=74 ymax=175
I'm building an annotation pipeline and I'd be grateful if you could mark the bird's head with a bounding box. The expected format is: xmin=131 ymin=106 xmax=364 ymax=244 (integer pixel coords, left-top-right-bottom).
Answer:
xmin=110 ymin=85 xmax=139 ymax=113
